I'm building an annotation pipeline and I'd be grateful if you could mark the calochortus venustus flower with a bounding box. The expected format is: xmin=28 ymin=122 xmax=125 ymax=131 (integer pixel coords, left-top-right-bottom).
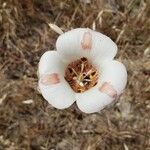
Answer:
xmin=38 ymin=28 xmax=127 ymax=113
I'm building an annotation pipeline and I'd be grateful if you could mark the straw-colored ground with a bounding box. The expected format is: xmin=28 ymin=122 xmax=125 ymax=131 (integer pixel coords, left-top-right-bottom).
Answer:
xmin=0 ymin=0 xmax=150 ymax=149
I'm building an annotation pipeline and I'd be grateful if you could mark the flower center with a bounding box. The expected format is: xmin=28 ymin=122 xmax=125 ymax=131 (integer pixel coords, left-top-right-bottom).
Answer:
xmin=65 ymin=57 xmax=99 ymax=93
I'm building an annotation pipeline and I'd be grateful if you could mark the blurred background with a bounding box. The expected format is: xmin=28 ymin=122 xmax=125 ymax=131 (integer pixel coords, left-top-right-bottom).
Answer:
xmin=0 ymin=0 xmax=150 ymax=149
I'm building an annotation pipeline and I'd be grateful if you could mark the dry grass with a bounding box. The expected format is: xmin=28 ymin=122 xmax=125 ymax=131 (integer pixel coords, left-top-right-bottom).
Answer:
xmin=0 ymin=0 xmax=150 ymax=149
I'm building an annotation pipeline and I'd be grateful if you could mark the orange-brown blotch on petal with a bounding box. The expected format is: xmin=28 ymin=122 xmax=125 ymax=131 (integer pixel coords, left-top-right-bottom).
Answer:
xmin=81 ymin=31 xmax=92 ymax=50
xmin=40 ymin=73 xmax=60 ymax=85
xmin=99 ymin=82 xmax=117 ymax=99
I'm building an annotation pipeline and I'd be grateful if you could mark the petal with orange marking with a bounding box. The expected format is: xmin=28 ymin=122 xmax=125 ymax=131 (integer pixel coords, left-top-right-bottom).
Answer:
xmin=56 ymin=28 xmax=117 ymax=63
xmin=99 ymin=60 xmax=127 ymax=95
xmin=76 ymin=87 xmax=113 ymax=113
xmin=38 ymin=51 xmax=75 ymax=109
xmin=76 ymin=60 xmax=127 ymax=113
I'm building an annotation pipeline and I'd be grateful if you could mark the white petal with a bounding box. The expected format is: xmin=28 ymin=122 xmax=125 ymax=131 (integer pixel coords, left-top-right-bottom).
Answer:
xmin=56 ymin=28 xmax=117 ymax=63
xmin=76 ymin=87 xmax=113 ymax=113
xmin=39 ymin=78 xmax=75 ymax=109
xmin=38 ymin=51 xmax=66 ymax=77
xmin=56 ymin=28 xmax=90 ymax=62
xmin=76 ymin=60 xmax=127 ymax=113
xmin=91 ymin=30 xmax=117 ymax=64
xmin=38 ymin=51 xmax=75 ymax=109
xmin=99 ymin=60 xmax=127 ymax=94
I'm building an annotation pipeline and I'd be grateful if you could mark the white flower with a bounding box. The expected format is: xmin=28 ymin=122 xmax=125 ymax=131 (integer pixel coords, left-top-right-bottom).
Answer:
xmin=38 ymin=28 xmax=127 ymax=113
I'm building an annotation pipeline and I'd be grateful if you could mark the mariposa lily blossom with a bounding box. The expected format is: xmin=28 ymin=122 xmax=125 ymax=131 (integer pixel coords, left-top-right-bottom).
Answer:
xmin=38 ymin=28 xmax=127 ymax=113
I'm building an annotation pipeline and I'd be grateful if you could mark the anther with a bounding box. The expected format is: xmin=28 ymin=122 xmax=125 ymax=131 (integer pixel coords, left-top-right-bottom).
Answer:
xmin=91 ymin=71 xmax=96 ymax=76
xmin=68 ymin=67 xmax=73 ymax=74
xmin=81 ymin=57 xmax=88 ymax=62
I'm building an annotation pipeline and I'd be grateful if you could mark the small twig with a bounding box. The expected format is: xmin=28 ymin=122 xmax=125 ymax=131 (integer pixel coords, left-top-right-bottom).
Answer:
xmin=48 ymin=23 xmax=64 ymax=35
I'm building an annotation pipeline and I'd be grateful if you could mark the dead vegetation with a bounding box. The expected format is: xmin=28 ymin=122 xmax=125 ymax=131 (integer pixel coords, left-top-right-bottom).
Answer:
xmin=0 ymin=0 xmax=150 ymax=149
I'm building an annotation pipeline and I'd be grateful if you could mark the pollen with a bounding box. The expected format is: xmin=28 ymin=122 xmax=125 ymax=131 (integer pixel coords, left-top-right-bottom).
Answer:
xmin=65 ymin=57 xmax=98 ymax=93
